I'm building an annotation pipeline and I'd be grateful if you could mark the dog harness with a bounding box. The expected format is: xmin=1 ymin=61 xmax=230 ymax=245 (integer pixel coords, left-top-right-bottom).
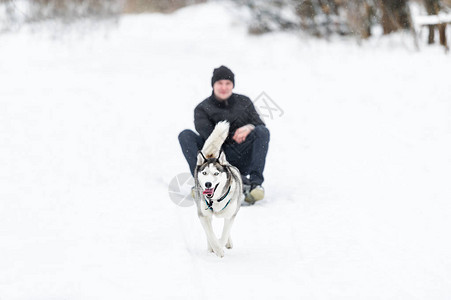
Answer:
xmin=204 ymin=186 xmax=231 ymax=212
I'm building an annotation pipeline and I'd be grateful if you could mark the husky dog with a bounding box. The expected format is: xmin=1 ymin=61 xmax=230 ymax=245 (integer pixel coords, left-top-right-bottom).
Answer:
xmin=194 ymin=121 xmax=243 ymax=258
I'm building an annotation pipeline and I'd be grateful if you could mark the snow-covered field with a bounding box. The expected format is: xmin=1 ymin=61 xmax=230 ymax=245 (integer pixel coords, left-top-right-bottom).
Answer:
xmin=1 ymin=2 xmax=451 ymax=299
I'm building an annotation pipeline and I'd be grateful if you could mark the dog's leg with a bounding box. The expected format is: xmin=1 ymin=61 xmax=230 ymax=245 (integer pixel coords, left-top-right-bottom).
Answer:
xmin=226 ymin=236 xmax=233 ymax=249
xmin=219 ymin=217 xmax=235 ymax=249
xmin=199 ymin=216 xmax=224 ymax=257
xmin=207 ymin=241 xmax=213 ymax=253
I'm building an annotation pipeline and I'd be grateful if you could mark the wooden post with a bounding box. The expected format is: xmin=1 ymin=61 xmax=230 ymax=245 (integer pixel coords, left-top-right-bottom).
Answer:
xmin=438 ymin=23 xmax=448 ymax=50
xmin=428 ymin=24 xmax=435 ymax=44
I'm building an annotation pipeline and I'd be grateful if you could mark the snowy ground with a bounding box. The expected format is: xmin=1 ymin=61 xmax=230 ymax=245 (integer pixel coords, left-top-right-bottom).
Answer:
xmin=1 ymin=1 xmax=451 ymax=299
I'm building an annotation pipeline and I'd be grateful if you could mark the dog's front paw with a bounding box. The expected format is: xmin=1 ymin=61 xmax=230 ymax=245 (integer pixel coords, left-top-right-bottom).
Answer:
xmin=211 ymin=245 xmax=224 ymax=258
xmin=226 ymin=238 xmax=233 ymax=249
xmin=220 ymin=237 xmax=233 ymax=249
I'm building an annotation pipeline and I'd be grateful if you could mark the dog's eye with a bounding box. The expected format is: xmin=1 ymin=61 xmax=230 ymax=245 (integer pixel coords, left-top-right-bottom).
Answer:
xmin=202 ymin=171 xmax=207 ymax=175
xmin=214 ymin=172 xmax=219 ymax=176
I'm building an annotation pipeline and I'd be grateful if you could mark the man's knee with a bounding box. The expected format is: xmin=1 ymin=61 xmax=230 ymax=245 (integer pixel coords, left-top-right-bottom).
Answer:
xmin=178 ymin=129 xmax=196 ymax=143
xmin=253 ymin=125 xmax=270 ymax=140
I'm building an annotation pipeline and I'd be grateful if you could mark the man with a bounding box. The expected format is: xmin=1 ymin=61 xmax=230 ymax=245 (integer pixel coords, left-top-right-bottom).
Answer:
xmin=178 ymin=65 xmax=270 ymax=203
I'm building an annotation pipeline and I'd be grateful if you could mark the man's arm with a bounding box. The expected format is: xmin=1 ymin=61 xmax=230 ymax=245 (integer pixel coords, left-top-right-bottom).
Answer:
xmin=194 ymin=106 xmax=214 ymax=140
xmin=233 ymin=97 xmax=265 ymax=144
xmin=246 ymin=97 xmax=265 ymax=127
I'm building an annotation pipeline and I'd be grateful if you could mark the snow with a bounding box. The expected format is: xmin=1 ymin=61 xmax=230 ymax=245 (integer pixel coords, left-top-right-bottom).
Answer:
xmin=1 ymin=1 xmax=451 ymax=299
xmin=414 ymin=13 xmax=451 ymax=26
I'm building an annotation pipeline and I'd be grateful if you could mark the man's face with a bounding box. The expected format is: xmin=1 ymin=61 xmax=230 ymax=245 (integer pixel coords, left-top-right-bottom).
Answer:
xmin=213 ymin=80 xmax=233 ymax=101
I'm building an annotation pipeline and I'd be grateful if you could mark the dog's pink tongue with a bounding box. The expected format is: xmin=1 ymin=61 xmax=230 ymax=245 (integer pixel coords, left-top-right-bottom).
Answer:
xmin=203 ymin=188 xmax=214 ymax=195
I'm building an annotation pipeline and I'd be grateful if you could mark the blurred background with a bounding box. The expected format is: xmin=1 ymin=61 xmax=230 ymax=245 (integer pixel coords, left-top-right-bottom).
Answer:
xmin=1 ymin=0 xmax=450 ymax=49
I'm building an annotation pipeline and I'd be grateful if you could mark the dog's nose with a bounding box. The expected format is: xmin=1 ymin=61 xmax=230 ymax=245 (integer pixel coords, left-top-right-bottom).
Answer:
xmin=205 ymin=182 xmax=212 ymax=188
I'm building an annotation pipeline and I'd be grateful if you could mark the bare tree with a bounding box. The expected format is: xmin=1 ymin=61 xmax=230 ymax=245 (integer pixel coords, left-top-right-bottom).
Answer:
xmin=233 ymin=0 xmax=417 ymax=38
xmin=122 ymin=0 xmax=206 ymax=14
xmin=379 ymin=0 xmax=411 ymax=34
xmin=27 ymin=0 xmax=122 ymax=22
xmin=346 ymin=0 xmax=375 ymax=39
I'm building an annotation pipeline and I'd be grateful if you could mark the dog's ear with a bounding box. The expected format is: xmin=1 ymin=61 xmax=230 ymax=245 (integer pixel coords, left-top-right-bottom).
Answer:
xmin=217 ymin=149 xmax=228 ymax=165
xmin=197 ymin=151 xmax=207 ymax=166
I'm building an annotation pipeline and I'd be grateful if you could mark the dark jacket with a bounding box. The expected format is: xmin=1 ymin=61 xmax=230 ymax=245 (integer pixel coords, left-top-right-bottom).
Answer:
xmin=194 ymin=93 xmax=265 ymax=143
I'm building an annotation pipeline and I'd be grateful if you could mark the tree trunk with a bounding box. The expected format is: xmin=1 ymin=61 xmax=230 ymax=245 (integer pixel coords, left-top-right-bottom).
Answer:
xmin=380 ymin=0 xmax=411 ymax=34
xmin=347 ymin=0 xmax=374 ymax=39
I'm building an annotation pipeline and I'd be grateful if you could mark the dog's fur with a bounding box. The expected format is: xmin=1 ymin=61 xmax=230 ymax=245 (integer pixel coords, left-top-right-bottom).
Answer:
xmin=194 ymin=121 xmax=243 ymax=257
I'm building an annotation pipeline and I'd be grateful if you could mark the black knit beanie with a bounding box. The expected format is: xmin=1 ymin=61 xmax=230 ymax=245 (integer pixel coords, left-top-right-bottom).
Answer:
xmin=211 ymin=65 xmax=235 ymax=87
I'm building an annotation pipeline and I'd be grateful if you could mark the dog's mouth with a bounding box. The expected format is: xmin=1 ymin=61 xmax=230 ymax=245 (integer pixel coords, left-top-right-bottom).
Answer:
xmin=203 ymin=183 xmax=219 ymax=199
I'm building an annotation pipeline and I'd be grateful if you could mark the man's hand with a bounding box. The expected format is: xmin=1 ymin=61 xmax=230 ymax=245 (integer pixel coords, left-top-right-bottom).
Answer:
xmin=233 ymin=124 xmax=255 ymax=144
